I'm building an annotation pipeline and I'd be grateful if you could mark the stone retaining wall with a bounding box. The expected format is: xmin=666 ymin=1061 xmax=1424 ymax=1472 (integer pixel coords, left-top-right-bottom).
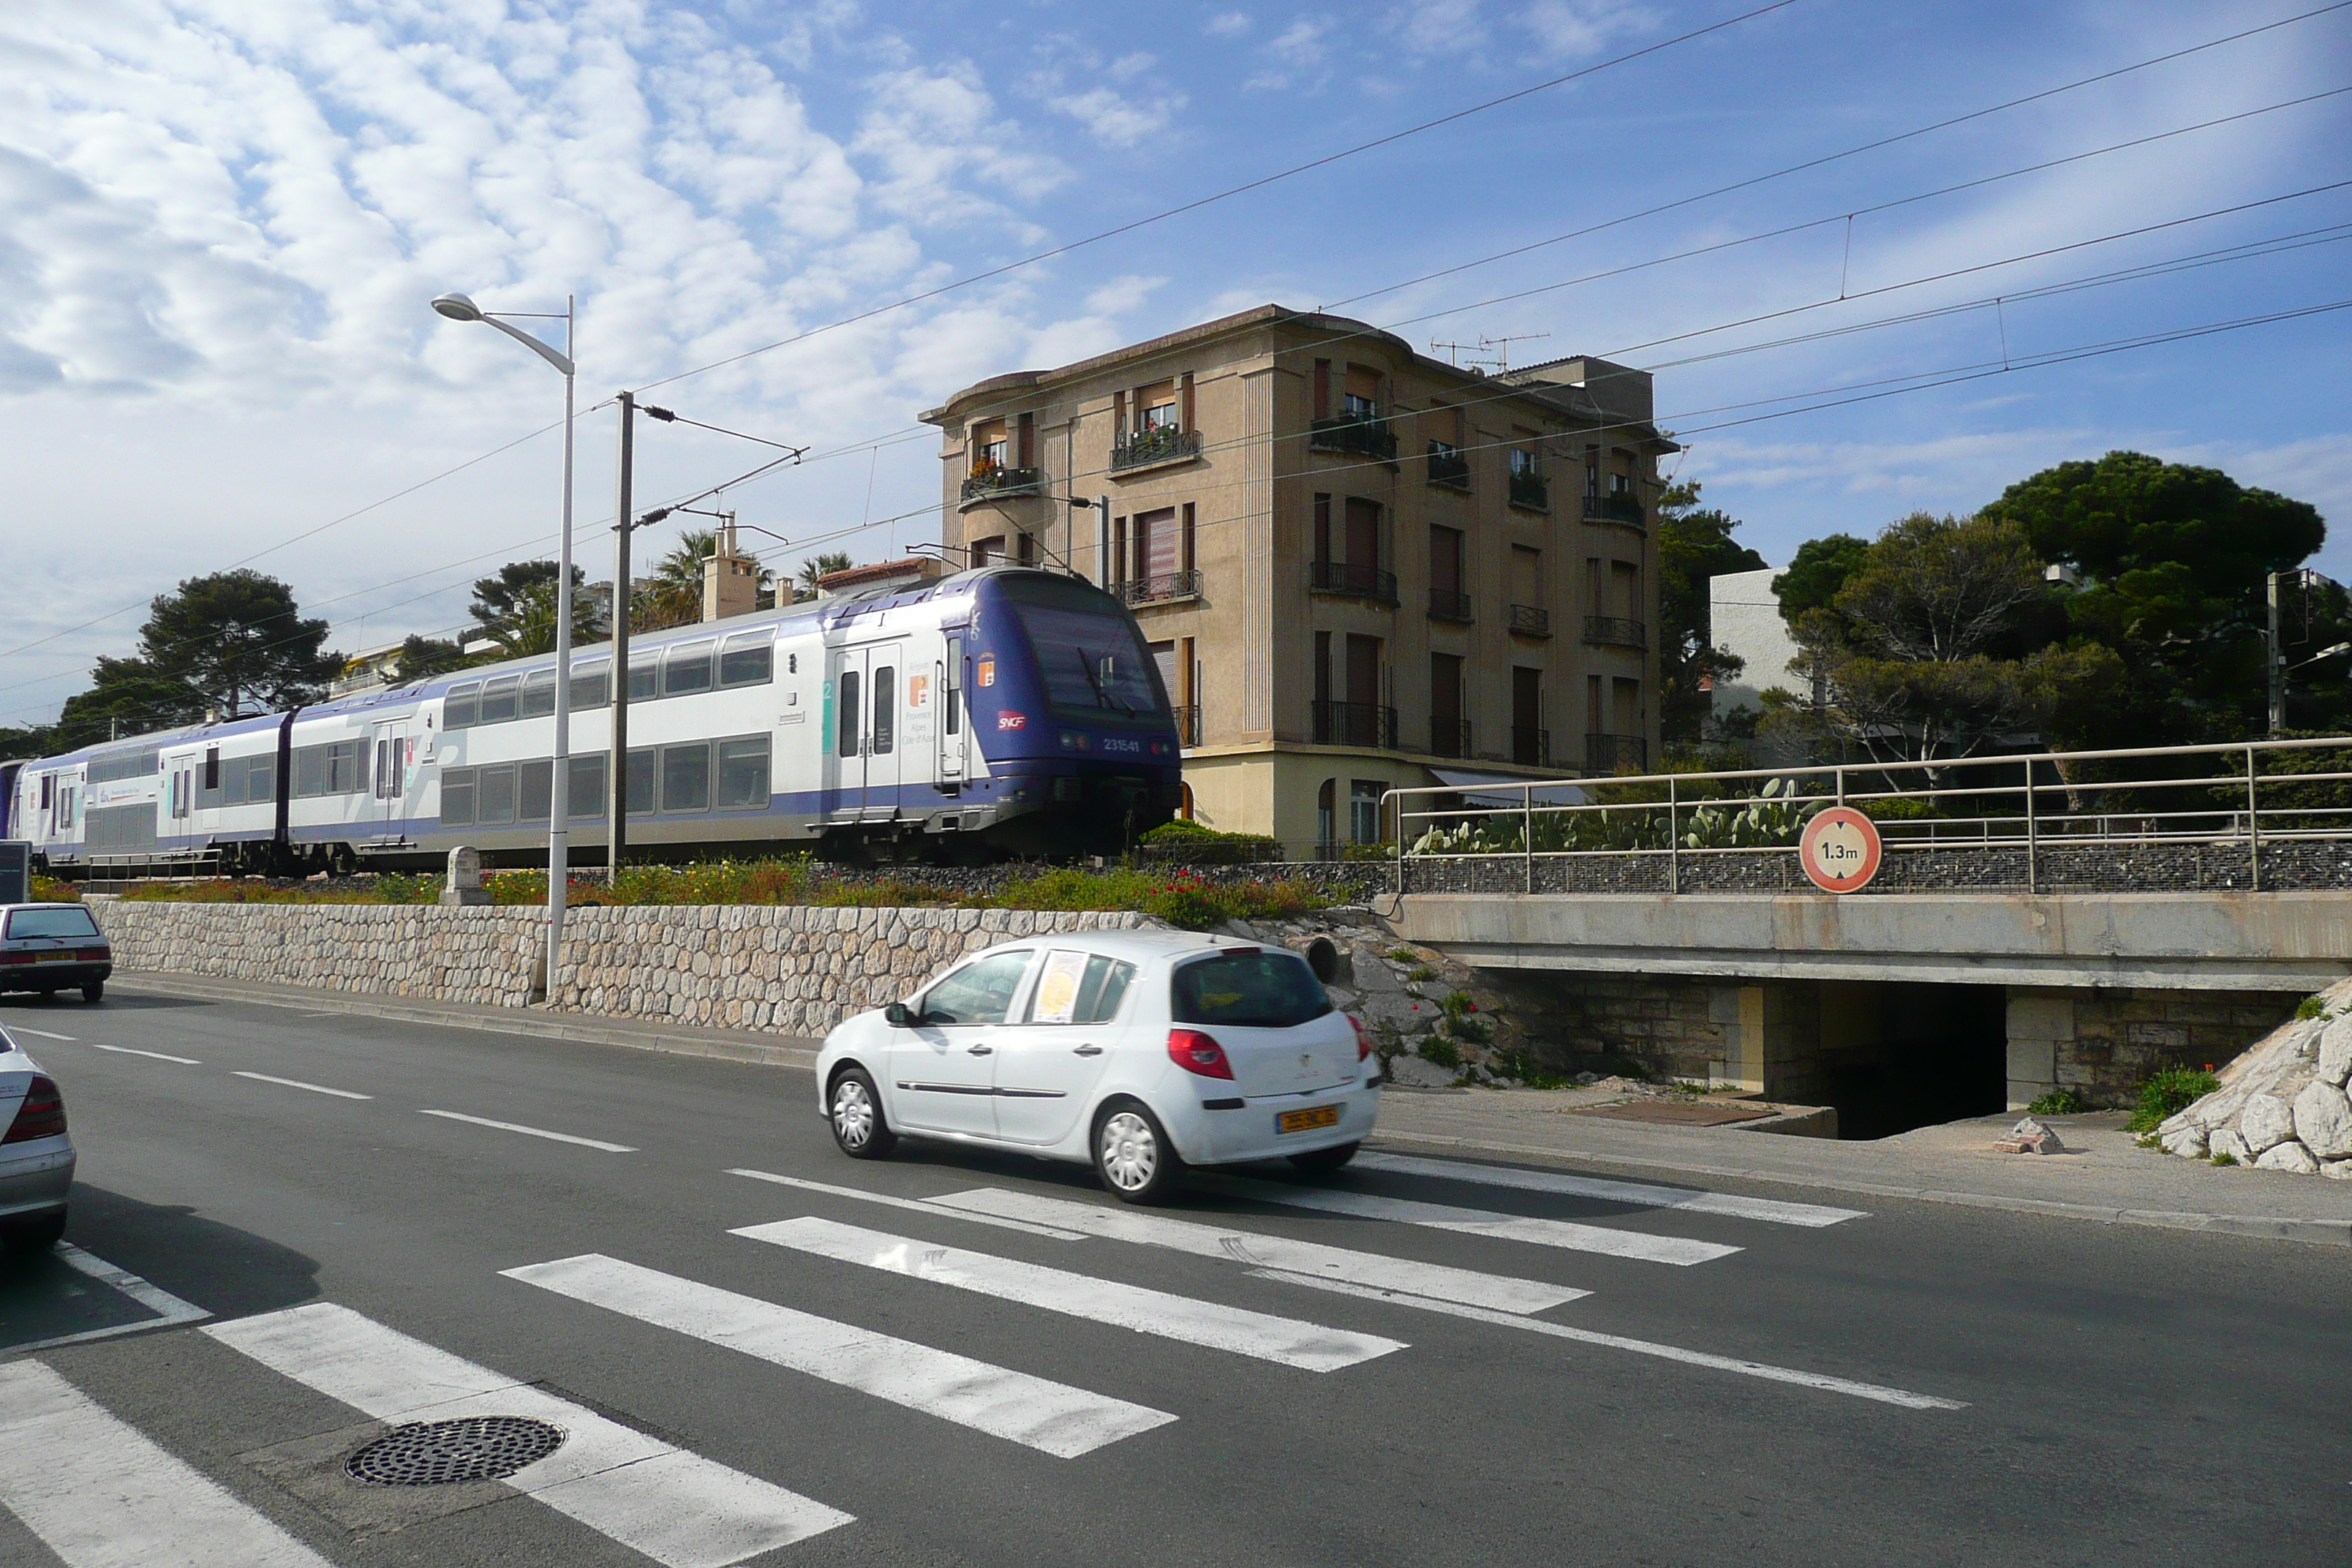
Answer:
xmin=88 ymin=901 xmax=1159 ymax=1037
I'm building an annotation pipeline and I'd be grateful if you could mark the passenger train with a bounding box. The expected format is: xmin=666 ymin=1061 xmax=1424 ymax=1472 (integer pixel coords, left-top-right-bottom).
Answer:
xmin=1 ymin=567 xmax=1183 ymax=875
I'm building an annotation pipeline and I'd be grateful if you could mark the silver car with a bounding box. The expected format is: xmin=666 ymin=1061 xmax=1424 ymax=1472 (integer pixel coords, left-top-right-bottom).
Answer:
xmin=0 ymin=902 xmax=113 ymax=1003
xmin=0 ymin=1025 xmax=73 ymax=1254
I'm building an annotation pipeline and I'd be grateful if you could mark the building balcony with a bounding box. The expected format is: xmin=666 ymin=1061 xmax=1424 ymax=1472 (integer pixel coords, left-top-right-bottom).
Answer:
xmin=1429 ymin=717 xmax=1471 ymax=758
xmin=1309 ymin=413 xmax=1398 ymax=462
xmin=1172 ymin=704 xmax=1201 ymax=748
xmin=1583 ymin=615 xmax=1647 ymax=650
xmin=1582 ymin=492 xmax=1646 ymax=528
xmin=1427 ymin=587 xmax=1473 ymax=623
xmin=1313 ymin=701 xmax=1398 ymax=750
xmin=1310 ymin=559 xmax=1398 ymax=606
xmin=960 ymin=464 xmax=1044 ymax=505
xmin=1512 ymin=726 xmax=1550 ymax=768
xmin=1508 ymin=470 xmax=1549 ymax=511
xmin=1508 ymin=603 xmax=1551 ymax=638
xmin=1425 ymin=442 xmax=1471 ymax=490
xmin=1119 ymin=570 xmax=1202 ymax=607
xmin=1586 ymin=732 xmax=1648 ymax=774
xmin=1110 ymin=426 xmax=1202 ymax=474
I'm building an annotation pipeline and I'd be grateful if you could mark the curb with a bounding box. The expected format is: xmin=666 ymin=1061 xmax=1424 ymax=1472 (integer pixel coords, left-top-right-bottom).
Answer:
xmin=104 ymin=973 xmax=821 ymax=1073
xmin=1365 ymin=1128 xmax=2352 ymax=1248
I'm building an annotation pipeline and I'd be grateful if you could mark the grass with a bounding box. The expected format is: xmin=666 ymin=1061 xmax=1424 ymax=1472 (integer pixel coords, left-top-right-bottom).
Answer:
xmin=2295 ymin=994 xmax=2334 ymax=1021
xmin=30 ymin=875 xmax=79 ymax=902
xmin=2027 ymin=1086 xmax=2094 ymax=1116
xmin=110 ymin=856 xmax=1330 ymax=932
xmin=2125 ymin=1068 xmax=2222 ymax=1134
xmin=2209 ymin=1151 xmax=2239 ymax=1166
xmin=1417 ymin=1037 xmax=1461 ymax=1070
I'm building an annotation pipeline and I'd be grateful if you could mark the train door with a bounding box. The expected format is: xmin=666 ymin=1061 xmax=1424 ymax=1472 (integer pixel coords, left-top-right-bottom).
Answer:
xmin=826 ymin=649 xmax=868 ymax=820
xmin=372 ymin=720 xmax=410 ymax=841
xmin=938 ymin=636 xmax=966 ymax=791
xmin=165 ymin=751 xmax=198 ymax=852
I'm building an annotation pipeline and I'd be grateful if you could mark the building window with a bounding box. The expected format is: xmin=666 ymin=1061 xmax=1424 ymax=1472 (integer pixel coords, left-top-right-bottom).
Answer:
xmin=1350 ymin=780 xmax=1384 ymax=845
xmin=971 ymin=535 xmax=1005 ymax=568
xmin=970 ymin=418 xmax=1007 ymax=475
xmin=1319 ymin=778 xmax=1337 ymax=851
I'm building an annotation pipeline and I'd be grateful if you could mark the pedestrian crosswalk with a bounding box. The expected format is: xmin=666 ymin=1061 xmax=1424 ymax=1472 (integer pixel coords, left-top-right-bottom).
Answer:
xmin=0 ymin=1150 xmax=1962 ymax=1567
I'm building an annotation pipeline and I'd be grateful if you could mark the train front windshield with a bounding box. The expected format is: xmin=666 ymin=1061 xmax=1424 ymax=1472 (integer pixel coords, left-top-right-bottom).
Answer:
xmin=997 ymin=576 xmax=1170 ymax=723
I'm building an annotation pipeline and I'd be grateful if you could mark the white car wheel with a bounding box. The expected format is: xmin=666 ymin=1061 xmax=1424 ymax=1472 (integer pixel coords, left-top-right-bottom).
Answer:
xmin=1094 ymin=1103 xmax=1183 ymax=1204
xmin=829 ymin=1069 xmax=896 ymax=1159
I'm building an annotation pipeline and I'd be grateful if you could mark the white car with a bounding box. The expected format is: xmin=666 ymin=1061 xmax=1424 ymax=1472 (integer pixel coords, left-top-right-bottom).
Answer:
xmin=1 ymin=1026 xmax=74 ymax=1255
xmin=815 ymin=931 xmax=1381 ymax=1203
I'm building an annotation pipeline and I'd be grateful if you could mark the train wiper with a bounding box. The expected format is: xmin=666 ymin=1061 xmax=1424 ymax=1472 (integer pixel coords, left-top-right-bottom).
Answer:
xmin=1074 ymin=647 xmax=1134 ymax=713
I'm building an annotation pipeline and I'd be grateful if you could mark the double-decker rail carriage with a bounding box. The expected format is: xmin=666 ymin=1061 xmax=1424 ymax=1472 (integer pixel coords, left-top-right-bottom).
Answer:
xmin=6 ymin=568 xmax=1182 ymax=874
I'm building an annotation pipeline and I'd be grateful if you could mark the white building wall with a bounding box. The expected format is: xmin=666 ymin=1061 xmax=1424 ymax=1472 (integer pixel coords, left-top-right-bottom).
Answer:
xmin=1708 ymin=566 xmax=1804 ymax=723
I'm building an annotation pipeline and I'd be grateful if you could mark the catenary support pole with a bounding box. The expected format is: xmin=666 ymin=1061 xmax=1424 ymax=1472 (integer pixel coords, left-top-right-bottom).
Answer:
xmin=608 ymin=391 xmax=636 ymax=876
xmin=546 ymin=296 xmax=576 ymax=996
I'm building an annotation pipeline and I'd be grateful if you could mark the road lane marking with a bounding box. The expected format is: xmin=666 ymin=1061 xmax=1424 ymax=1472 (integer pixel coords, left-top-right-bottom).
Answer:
xmin=1205 ymin=1177 xmax=1741 ymax=1266
xmin=1354 ymin=1151 xmax=1867 ymax=1227
xmin=7 ymin=1027 xmax=75 ymax=1041
xmin=230 ymin=1071 xmax=372 ymax=1101
xmin=725 ymin=1167 xmax=1088 ymax=1241
xmin=83 ymin=1043 xmax=203 ymax=1065
xmin=418 ymin=1109 xmax=636 ymax=1152
xmin=5 ymin=1245 xmax=216 ymax=1355
xmin=930 ymin=1188 xmax=1586 ymax=1315
xmin=737 ymin=1215 xmax=1405 ymax=1372
xmin=206 ymin=1302 xmax=849 ymax=1564
xmin=0 ymin=1360 xmax=332 ymax=1567
xmin=504 ymin=1253 xmax=1174 ymax=1457
xmin=1259 ymin=1272 xmax=1967 ymax=1411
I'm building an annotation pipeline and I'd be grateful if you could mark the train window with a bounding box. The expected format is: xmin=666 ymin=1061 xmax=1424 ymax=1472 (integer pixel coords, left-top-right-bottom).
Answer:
xmin=519 ymin=759 xmax=554 ymax=823
xmin=568 ymin=754 xmax=607 ymax=819
xmin=479 ymin=676 xmax=520 ymax=725
xmin=521 ymin=669 xmax=557 ymax=719
xmin=719 ymin=633 xmax=772 ymax=688
xmin=871 ymin=667 xmax=895 ymax=755
xmin=570 ymin=660 xmax=610 ymax=710
xmin=717 ymin=736 xmax=772 ymax=810
xmin=627 ymin=659 xmax=659 ymax=704
xmin=837 ymin=671 xmax=861 ymax=756
xmin=661 ymin=742 xmax=710 ymax=813
xmin=203 ymin=748 xmax=220 ymax=792
xmin=244 ymin=753 xmax=276 ymax=805
xmin=445 ymin=684 xmax=480 ymax=730
xmin=477 ymin=764 xmax=518 ymax=825
xmin=625 ymin=748 xmax=657 ymax=815
xmin=294 ymin=746 xmax=326 ymax=798
xmin=39 ymin=774 xmax=52 ymax=809
xmin=374 ymin=740 xmax=391 ymax=797
xmin=945 ymin=638 xmax=962 ymax=736
xmin=440 ymin=769 xmax=476 ymax=827
xmin=665 ymin=643 xmax=716 ymax=697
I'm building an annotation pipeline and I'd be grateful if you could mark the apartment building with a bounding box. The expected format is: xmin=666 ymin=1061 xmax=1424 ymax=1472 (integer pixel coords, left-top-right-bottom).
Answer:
xmin=919 ymin=305 xmax=1673 ymax=849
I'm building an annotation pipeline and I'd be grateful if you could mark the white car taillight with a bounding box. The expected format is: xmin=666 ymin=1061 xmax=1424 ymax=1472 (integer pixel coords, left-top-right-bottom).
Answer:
xmin=1166 ymin=1028 xmax=1235 ymax=1079
xmin=1348 ymin=1014 xmax=1373 ymax=1062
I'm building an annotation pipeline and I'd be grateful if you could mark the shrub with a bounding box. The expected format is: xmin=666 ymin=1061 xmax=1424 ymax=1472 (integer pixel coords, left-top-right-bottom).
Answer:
xmin=2126 ymin=1068 xmax=2220 ymax=1133
xmin=2294 ymin=995 xmax=2332 ymax=1021
xmin=1418 ymin=1037 xmax=1461 ymax=1070
xmin=29 ymin=875 xmax=78 ymax=902
xmin=2027 ymin=1086 xmax=2093 ymax=1115
xmin=2209 ymin=1151 xmax=2238 ymax=1166
xmin=1136 ymin=819 xmax=1282 ymax=864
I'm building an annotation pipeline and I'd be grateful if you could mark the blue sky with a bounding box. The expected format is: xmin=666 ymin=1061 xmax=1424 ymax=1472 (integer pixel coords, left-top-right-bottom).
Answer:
xmin=1 ymin=0 xmax=2347 ymax=726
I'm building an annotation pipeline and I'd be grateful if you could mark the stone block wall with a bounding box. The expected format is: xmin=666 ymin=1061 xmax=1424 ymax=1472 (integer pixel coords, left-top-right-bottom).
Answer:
xmin=2002 ymin=985 xmax=2308 ymax=1107
xmin=87 ymin=901 xmax=1158 ymax=1038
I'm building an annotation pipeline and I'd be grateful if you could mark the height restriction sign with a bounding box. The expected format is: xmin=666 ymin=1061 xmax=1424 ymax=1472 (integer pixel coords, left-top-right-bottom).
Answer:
xmin=1798 ymin=807 xmax=1882 ymax=893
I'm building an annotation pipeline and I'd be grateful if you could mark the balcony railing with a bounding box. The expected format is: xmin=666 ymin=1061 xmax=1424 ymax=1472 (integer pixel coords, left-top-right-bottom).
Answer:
xmin=1173 ymin=705 xmax=1201 ymax=748
xmin=1120 ymin=570 xmax=1202 ymax=606
xmin=1508 ymin=469 xmax=1549 ymax=510
xmin=1509 ymin=603 xmax=1551 ymax=637
xmin=1427 ymin=587 xmax=1473 ymax=622
xmin=1110 ymin=426 xmax=1202 ymax=472
xmin=1512 ymin=726 xmax=1550 ymax=768
xmin=1583 ymin=615 xmax=1648 ymax=650
xmin=960 ymin=464 xmax=1044 ymax=504
xmin=1585 ymin=733 xmax=1648 ymax=774
xmin=1313 ymin=701 xmax=1398 ymax=749
xmin=1425 ymin=442 xmax=1471 ymax=489
xmin=1310 ymin=412 xmax=1398 ymax=461
xmin=1582 ymin=492 xmax=1646 ymax=528
xmin=1430 ymin=717 xmax=1471 ymax=758
xmin=1310 ymin=559 xmax=1399 ymax=606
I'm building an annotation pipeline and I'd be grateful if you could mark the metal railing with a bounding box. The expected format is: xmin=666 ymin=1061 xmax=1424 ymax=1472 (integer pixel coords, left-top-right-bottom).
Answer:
xmin=1110 ymin=426 xmax=1202 ymax=471
xmin=1384 ymin=734 xmax=2352 ymax=898
xmin=1428 ymin=587 xmax=1473 ymax=622
xmin=1585 ymin=733 xmax=1648 ymax=774
xmin=1120 ymin=570 xmax=1201 ymax=606
xmin=1310 ymin=559 xmax=1399 ymax=605
xmin=1583 ymin=493 xmax=1646 ymax=527
xmin=960 ymin=465 xmax=1044 ymax=503
xmin=1507 ymin=470 xmax=1549 ymax=510
xmin=1172 ymin=705 xmax=1201 ymax=748
xmin=1313 ymin=701 xmax=1398 ymax=749
xmin=1583 ymin=615 xmax=1647 ymax=649
xmin=1430 ymin=717 xmax=1471 ymax=758
xmin=1509 ymin=603 xmax=1551 ymax=636
xmin=78 ymin=850 xmax=227 ymax=894
xmin=1310 ymin=413 xmax=1398 ymax=461
xmin=1425 ymin=442 xmax=1471 ymax=489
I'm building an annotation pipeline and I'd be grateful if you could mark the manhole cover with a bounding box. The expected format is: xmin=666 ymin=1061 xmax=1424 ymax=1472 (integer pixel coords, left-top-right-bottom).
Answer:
xmin=344 ymin=1417 xmax=565 ymax=1487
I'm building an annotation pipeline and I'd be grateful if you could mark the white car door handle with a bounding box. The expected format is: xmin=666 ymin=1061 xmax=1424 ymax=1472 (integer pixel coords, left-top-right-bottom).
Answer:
xmin=1072 ymin=1044 xmax=1104 ymax=1057
xmin=966 ymin=1044 xmax=993 ymax=1055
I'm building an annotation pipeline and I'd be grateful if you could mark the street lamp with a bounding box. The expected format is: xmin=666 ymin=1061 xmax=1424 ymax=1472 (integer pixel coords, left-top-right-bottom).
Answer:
xmin=430 ymin=290 xmax=576 ymax=1003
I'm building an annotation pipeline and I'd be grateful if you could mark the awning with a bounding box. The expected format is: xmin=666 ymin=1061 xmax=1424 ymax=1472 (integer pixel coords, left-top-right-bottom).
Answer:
xmin=1425 ymin=767 xmax=1586 ymax=808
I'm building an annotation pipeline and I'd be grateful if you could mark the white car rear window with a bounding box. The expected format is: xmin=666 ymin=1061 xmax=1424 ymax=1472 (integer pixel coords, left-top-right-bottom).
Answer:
xmin=6 ymin=908 xmax=100 ymax=941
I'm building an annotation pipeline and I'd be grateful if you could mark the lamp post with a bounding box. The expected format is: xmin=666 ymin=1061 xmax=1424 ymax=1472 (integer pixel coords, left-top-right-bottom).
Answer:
xmin=430 ymin=290 xmax=576 ymax=1001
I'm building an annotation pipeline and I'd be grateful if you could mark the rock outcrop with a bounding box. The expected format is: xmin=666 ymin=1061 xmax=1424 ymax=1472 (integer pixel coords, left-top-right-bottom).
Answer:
xmin=2159 ymin=977 xmax=2352 ymax=1180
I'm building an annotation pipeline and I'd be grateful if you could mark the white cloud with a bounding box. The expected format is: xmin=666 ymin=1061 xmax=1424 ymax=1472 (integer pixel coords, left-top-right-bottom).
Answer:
xmin=1022 ymin=39 xmax=1187 ymax=149
xmin=1390 ymin=0 xmax=1489 ymax=59
xmin=1205 ymin=12 xmax=1252 ymax=38
xmin=1515 ymin=1 xmax=1657 ymax=61
xmin=1245 ymin=17 xmax=1332 ymax=91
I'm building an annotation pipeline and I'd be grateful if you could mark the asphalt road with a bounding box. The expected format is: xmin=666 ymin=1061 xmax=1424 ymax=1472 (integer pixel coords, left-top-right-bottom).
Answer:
xmin=1 ymin=986 xmax=2347 ymax=1568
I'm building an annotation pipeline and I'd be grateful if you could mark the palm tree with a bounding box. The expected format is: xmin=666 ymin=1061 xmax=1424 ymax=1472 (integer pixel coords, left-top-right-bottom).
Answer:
xmin=634 ymin=529 xmax=776 ymax=632
xmin=798 ymin=551 xmax=853 ymax=598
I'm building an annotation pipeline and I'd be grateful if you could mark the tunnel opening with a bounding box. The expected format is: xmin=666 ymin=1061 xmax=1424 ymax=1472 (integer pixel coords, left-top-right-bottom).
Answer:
xmin=1812 ymin=980 xmax=2009 ymax=1140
